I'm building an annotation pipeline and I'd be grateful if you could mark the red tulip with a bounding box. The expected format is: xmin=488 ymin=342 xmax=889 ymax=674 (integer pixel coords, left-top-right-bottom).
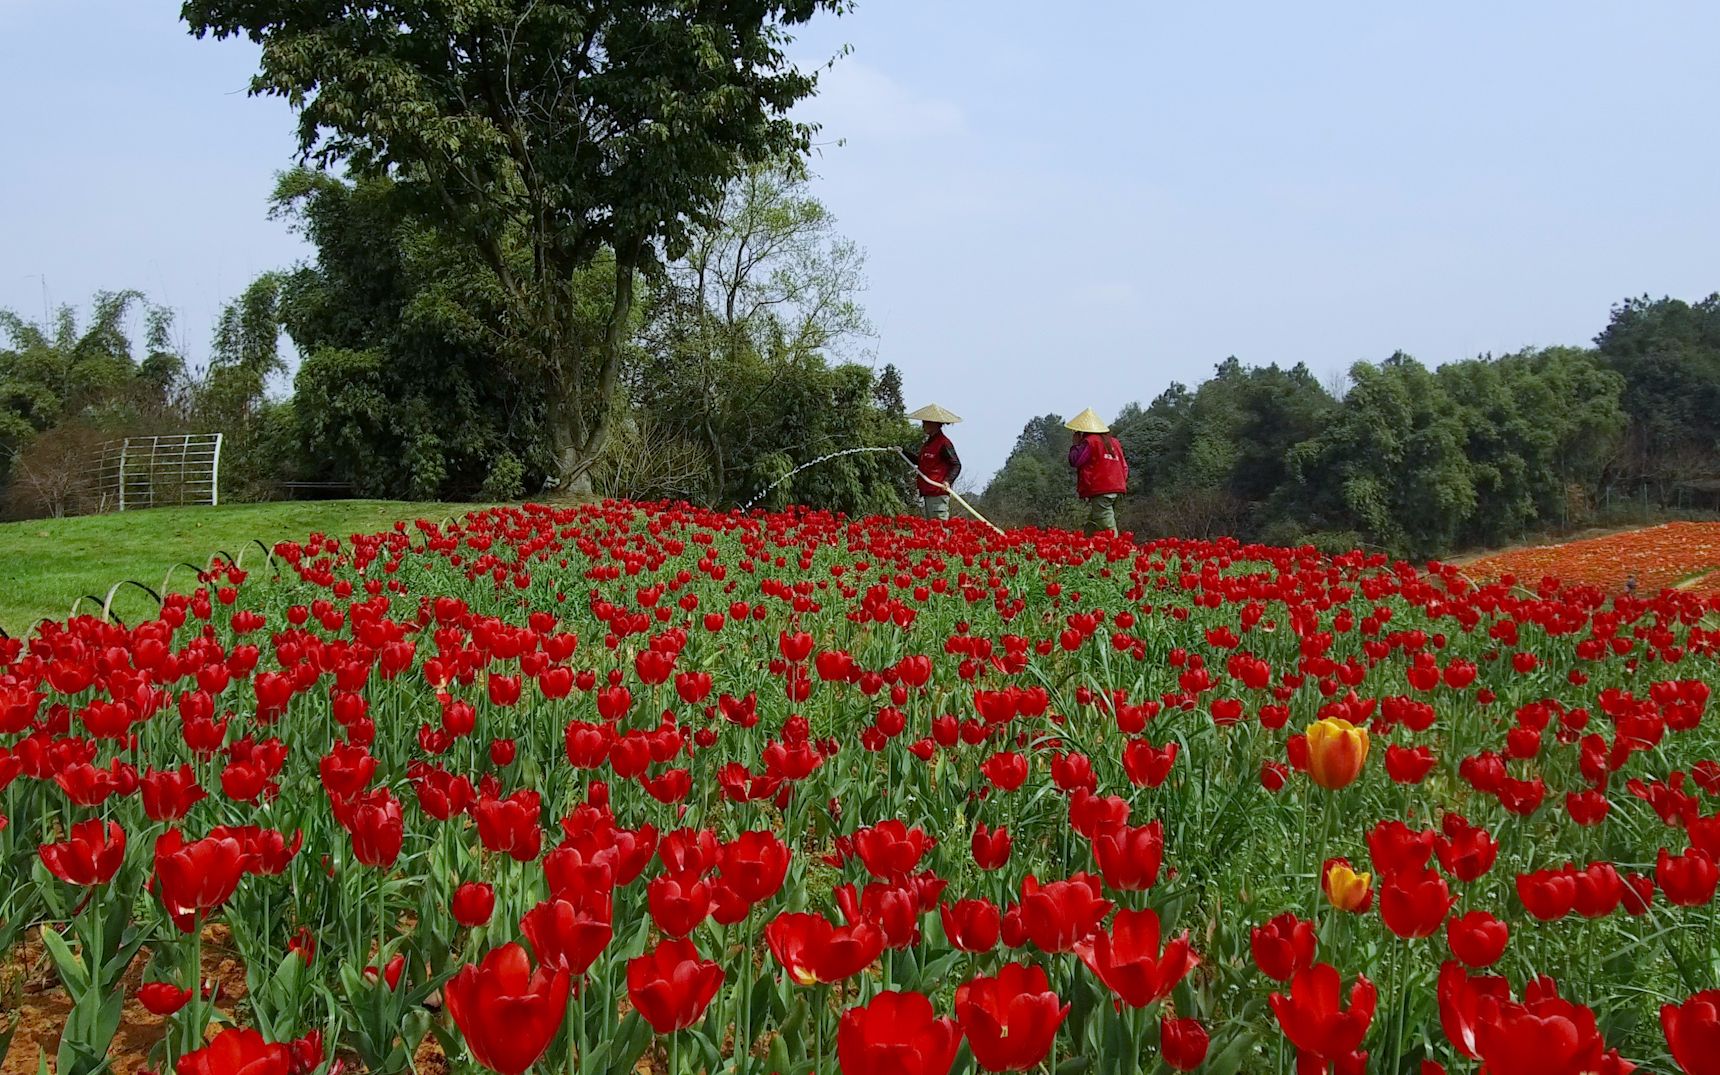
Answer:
xmin=1050 ymin=752 xmax=1095 ymax=794
xmin=1663 ymin=990 xmax=1720 ymax=1075
xmin=155 ymin=830 xmax=249 ymax=931
xmin=980 ymin=751 xmax=1029 ymax=792
xmin=520 ymin=897 xmax=612 ymax=979
xmin=1122 ymin=739 xmax=1178 ymax=788
xmin=1160 ymin=1014 xmax=1210 ymax=1071
xmin=954 ymin=963 xmax=1068 ymax=1072
xmin=1251 ymin=912 xmax=1316 ymax=981
xmin=766 ymin=911 xmax=884 ymax=985
xmin=1384 ymin=743 xmax=1436 ymax=784
xmin=207 ymin=825 xmax=300 ymax=877
xmin=342 ymin=788 xmax=404 ymax=868
xmin=1516 ymin=867 xmax=1577 ymax=921
xmin=137 ymin=981 xmax=192 ymax=1015
xmin=835 ymin=881 xmax=921 ymax=950
xmin=473 ymin=791 xmax=543 ymax=862
xmin=854 ymin=819 xmax=933 ymax=882
xmin=1659 ymin=848 xmax=1719 ymax=907
xmin=365 ymin=952 xmax=407 ymax=990
xmin=40 ymin=819 xmax=125 ymax=886
xmin=174 ymin=1027 xmax=292 ymax=1075
xmin=1068 ymin=790 xmax=1129 ymax=839
xmin=287 ymin=926 xmax=316 ymax=966
xmin=778 ymin=630 xmax=813 ymax=663
xmin=1434 ymin=815 xmax=1498 ymax=882
xmin=445 ymin=943 xmax=570 ymax=1075
xmin=1436 ymin=961 xmax=1509 ymax=1060
xmin=1445 ymin=911 xmax=1508 ymax=967
xmin=317 ymin=741 xmax=375 ymax=799
xmin=1572 ymin=862 xmax=1624 ymax=918
xmin=1019 ymin=876 xmax=1112 ymax=953
xmin=717 ymin=830 xmax=790 ymax=904
xmin=626 ymin=937 xmax=724 ymax=1034
xmin=1380 ymin=867 xmax=1452 ymax=939
xmin=1474 ymin=992 xmax=1610 ymax=1075
xmin=1565 ymin=789 xmax=1611 ymax=826
xmin=1366 ymin=819 xmax=1435 ymax=877
xmin=452 ymin=882 xmax=496 ymax=927
xmin=1269 ymin=964 xmax=1376 ymax=1065
xmin=971 ymin=823 xmax=1012 ymax=871
xmin=486 ymin=673 xmax=521 ymax=707
xmin=836 ymin=990 xmax=961 ymax=1075
xmin=939 ymin=899 xmax=1001 ymax=952
xmin=1091 ymin=819 xmax=1165 ymax=893
xmin=1075 ymin=907 xmax=1197 ymax=1008
xmin=142 ymin=765 xmax=207 ymax=821
xmin=647 ymin=871 xmax=712 ymax=938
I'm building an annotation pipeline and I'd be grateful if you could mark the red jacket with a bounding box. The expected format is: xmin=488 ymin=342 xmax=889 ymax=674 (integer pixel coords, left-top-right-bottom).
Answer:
xmin=1071 ymin=433 xmax=1127 ymax=497
xmin=915 ymin=432 xmax=959 ymax=496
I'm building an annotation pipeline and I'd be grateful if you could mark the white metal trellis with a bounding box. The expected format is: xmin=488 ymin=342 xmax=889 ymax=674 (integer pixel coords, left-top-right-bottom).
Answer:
xmin=90 ymin=433 xmax=224 ymax=512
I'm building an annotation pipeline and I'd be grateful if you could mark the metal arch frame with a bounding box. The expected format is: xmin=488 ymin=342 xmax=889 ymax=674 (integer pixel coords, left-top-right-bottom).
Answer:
xmin=52 ymin=540 xmax=282 ymax=630
xmin=91 ymin=433 xmax=225 ymax=512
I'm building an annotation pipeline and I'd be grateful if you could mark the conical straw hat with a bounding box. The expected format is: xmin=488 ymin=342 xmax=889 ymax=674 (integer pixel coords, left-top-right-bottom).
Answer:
xmin=906 ymin=403 xmax=962 ymax=424
xmin=1065 ymin=407 xmax=1109 ymax=434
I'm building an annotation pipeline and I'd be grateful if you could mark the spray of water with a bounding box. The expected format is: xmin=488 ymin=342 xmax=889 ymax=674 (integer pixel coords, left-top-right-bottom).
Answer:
xmin=737 ymin=446 xmax=902 ymax=513
xmin=737 ymin=444 xmax=1006 ymax=535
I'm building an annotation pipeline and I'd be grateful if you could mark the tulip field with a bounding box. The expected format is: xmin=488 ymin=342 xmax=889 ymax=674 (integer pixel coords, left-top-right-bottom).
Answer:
xmin=8 ymin=502 xmax=1720 ymax=1075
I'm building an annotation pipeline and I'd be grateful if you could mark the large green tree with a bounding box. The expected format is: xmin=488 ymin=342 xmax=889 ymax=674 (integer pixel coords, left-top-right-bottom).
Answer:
xmin=274 ymin=170 xmax=565 ymax=500
xmin=980 ymin=414 xmax=1083 ymax=529
xmin=1286 ymin=354 xmax=1476 ymax=558
xmin=1 ymin=293 xmax=187 ymax=513
xmin=1594 ymin=294 xmax=1720 ymax=501
xmin=184 ymin=0 xmax=844 ymax=489
xmin=1435 ymin=348 xmax=1625 ymax=545
xmin=633 ymin=163 xmax=904 ymax=507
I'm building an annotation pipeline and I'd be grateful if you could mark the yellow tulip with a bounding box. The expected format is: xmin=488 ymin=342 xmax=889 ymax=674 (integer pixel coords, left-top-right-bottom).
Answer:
xmin=1306 ymin=717 xmax=1370 ymax=790
xmin=1323 ymin=860 xmax=1373 ymax=913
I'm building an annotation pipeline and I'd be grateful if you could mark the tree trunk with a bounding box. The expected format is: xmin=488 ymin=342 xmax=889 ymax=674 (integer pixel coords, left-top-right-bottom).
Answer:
xmin=545 ymin=244 xmax=641 ymax=495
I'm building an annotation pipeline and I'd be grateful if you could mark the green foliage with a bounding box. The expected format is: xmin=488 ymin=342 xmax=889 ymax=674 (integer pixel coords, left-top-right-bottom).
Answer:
xmin=0 ymin=499 xmax=477 ymax=632
xmin=184 ymin=0 xmax=846 ymax=483
xmin=979 ymin=414 xmax=1083 ymax=529
xmin=276 ymin=171 xmax=556 ymax=500
xmin=1594 ymin=293 xmax=1720 ymax=499
xmin=479 ymin=452 xmax=527 ymax=502
xmin=631 ymin=164 xmax=912 ymax=511
xmin=0 ymin=292 xmax=190 ymax=513
xmin=982 ymin=340 xmax=1641 ymax=558
xmin=195 ymin=274 xmax=292 ymax=501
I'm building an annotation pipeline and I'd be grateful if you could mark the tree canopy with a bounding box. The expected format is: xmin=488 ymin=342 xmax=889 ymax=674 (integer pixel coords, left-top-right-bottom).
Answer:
xmin=182 ymin=0 xmax=845 ymax=488
xmin=979 ymin=311 xmax=1679 ymax=560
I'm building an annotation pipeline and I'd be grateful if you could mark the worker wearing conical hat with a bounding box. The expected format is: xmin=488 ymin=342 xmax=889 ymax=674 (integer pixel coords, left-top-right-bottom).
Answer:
xmin=902 ymin=403 xmax=963 ymax=521
xmin=1066 ymin=407 xmax=1128 ymax=534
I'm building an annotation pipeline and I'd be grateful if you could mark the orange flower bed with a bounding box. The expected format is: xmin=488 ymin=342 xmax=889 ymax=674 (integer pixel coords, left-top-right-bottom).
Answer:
xmin=1461 ymin=521 xmax=1720 ymax=592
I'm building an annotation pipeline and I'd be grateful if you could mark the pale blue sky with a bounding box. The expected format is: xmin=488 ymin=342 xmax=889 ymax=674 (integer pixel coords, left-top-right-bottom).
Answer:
xmin=4 ymin=1 xmax=1719 ymax=482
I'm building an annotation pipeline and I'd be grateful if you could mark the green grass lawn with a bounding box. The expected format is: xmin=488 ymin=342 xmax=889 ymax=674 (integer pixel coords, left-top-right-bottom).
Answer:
xmin=0 ymin=500 xmax=483 ymax=635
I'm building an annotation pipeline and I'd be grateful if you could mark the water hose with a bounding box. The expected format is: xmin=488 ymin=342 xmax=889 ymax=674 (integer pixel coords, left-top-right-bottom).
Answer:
xmin=917 ymin=474 xmax=1006 ymax=536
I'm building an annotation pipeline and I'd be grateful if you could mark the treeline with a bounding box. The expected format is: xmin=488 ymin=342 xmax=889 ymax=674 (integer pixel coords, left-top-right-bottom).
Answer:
xmin=981 ymin=294 xmax=1720 ymax=559
xmin=0 ymin=287 xmax=298 ymax=517
xmin=6 ymin=1 xmax=922 ymax=520
xmin=0 ymin=165 xmax=918 ymax=519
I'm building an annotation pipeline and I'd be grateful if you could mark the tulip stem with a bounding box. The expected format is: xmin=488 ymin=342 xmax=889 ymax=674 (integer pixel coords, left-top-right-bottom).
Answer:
xmin=569 ymin=989 xmax=581 ymax=1075
xmin=376 ymin=868 xmax=388 ymax=972
xmin=184 ymin=911 xmax=204 ymax=1057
